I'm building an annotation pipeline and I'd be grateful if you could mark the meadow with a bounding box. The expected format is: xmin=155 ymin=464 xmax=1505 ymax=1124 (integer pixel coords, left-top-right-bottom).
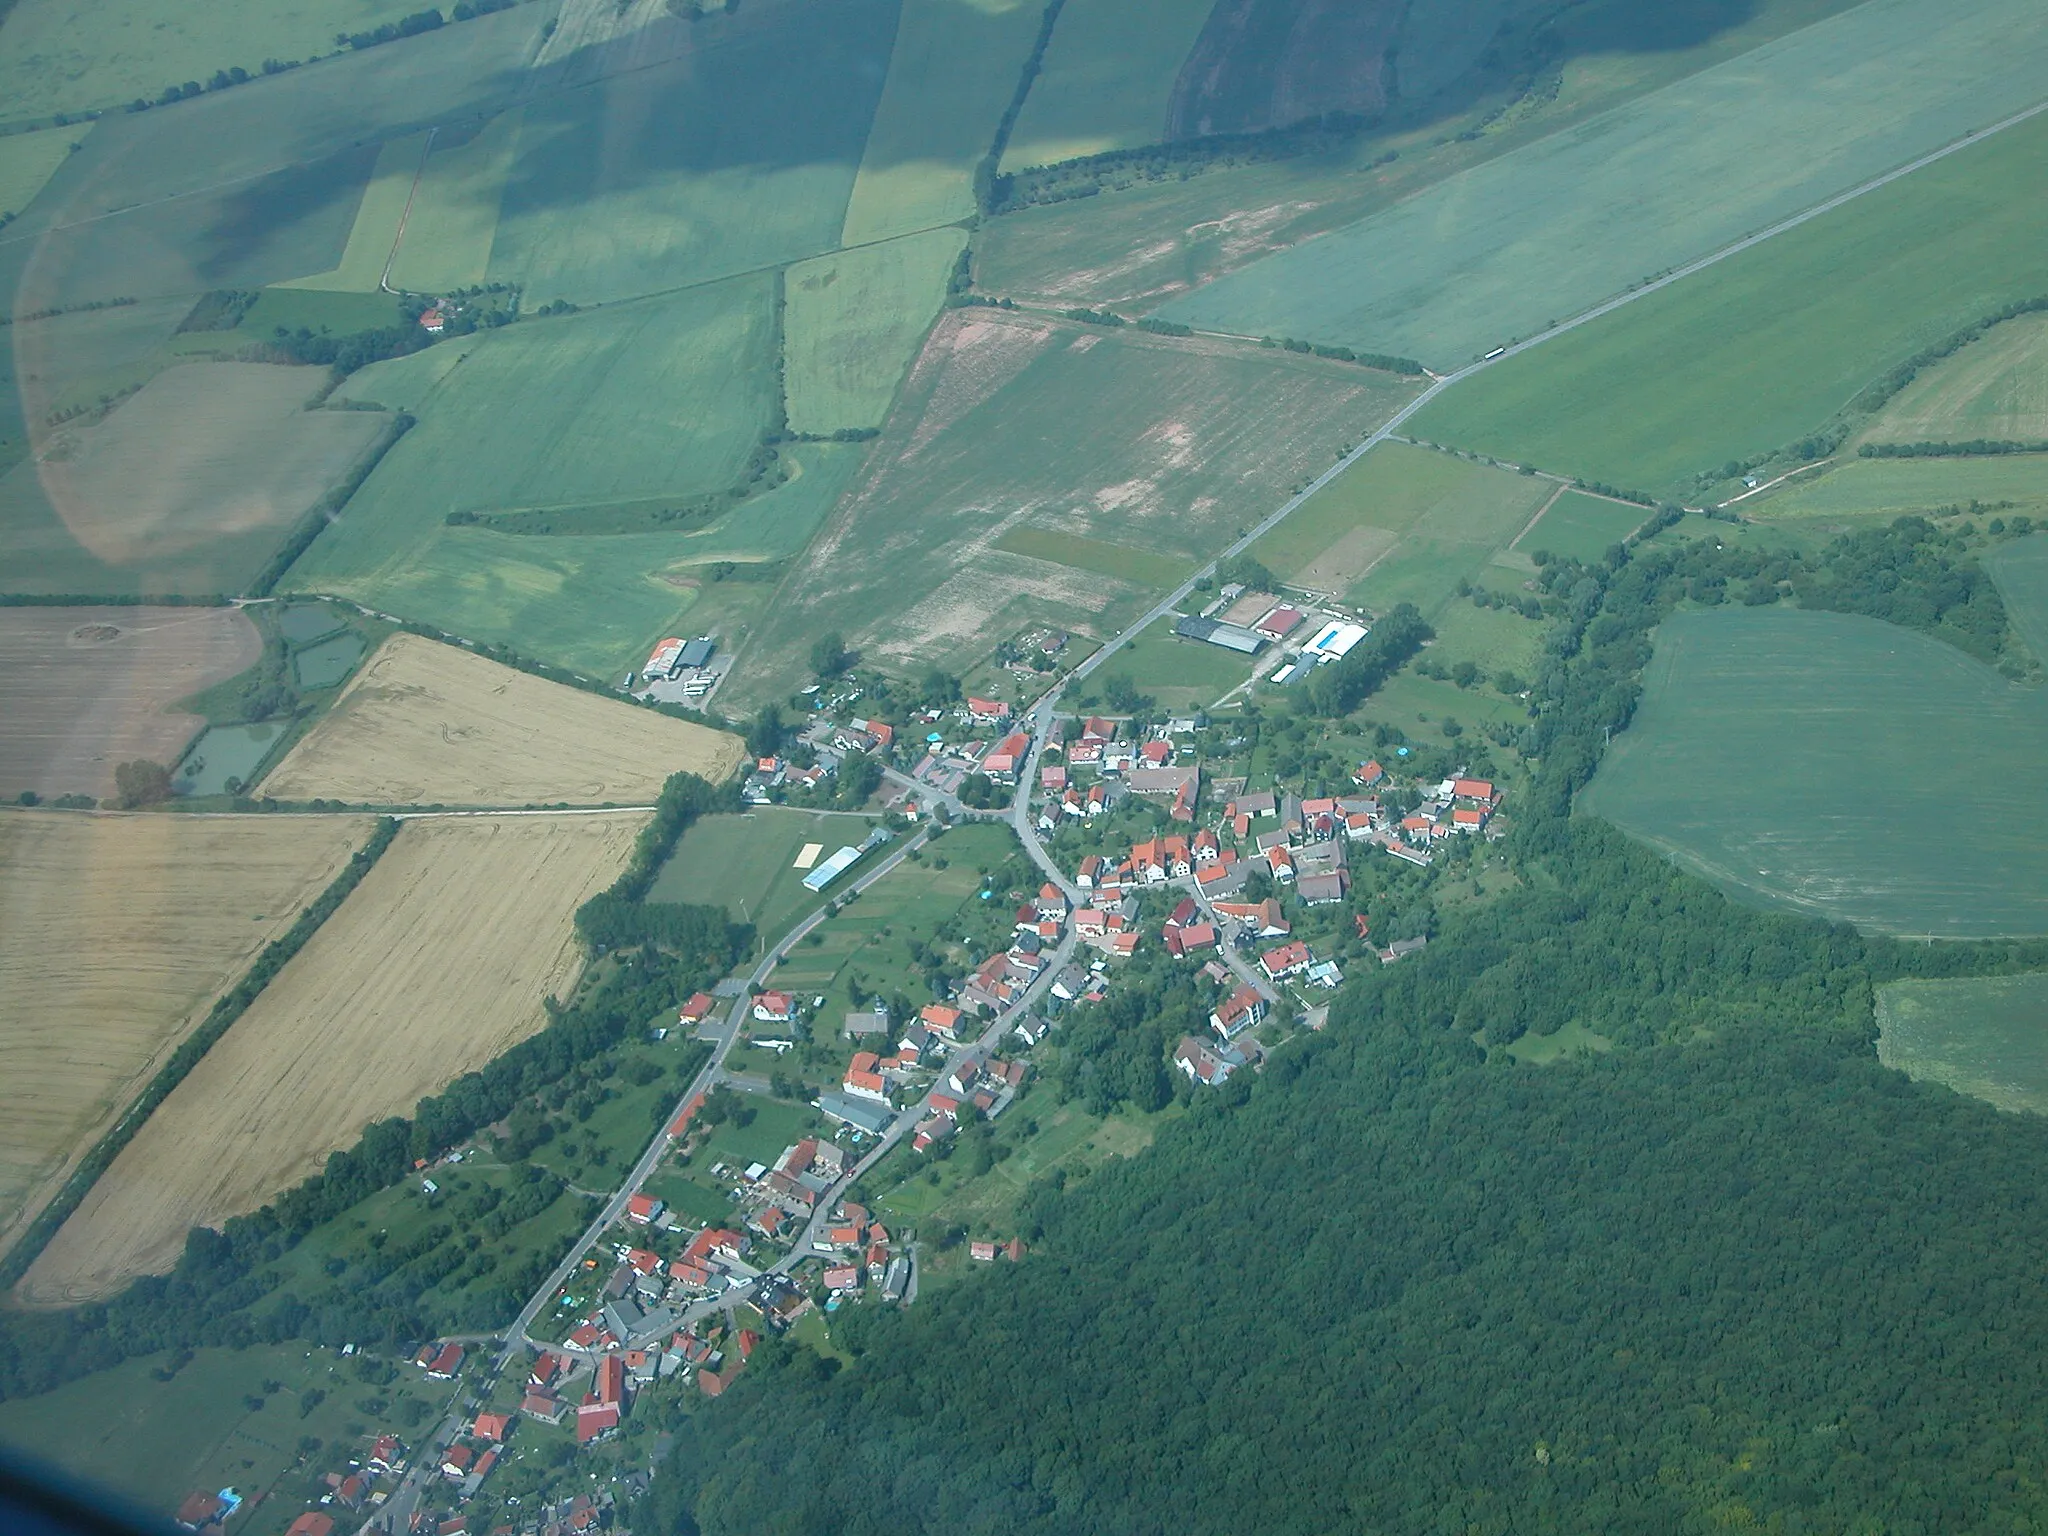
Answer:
xmin=1858 ymin=312 xmax=2048 ymax=446
xmin=1517 ymin=490 xmax=1648 ymax=563
xmin=0 ymin=363 xmax=386 ymax=597
xmin=1421 ymin=597 xmax=1544 ymax=681
xmin=1409 ymin=110 xmax=2048 ymax=497
xmin=486 ymin=0 xmax=895 ymax=306
xmin=1251 ymin=442 xmax=1551 ymax=617
xmin=649 ymin=806 xmax=879 ymax=942
xmin=1580 ymin=608 xmax=2048 ymax=937
xmin=725 ymin=314 xmax=1413 ymax=706
xmin=0 ymin=811 xmax=368 ymax=1265
xmin=383 ymin=108 xmax=524 ymax=294
xmin=1751 ymin=457 xmax=2048 ymax=523
xmin=0 ymin=123 xmax=82 ymax=219
xmin=0 ymin=606 xmax=260 ymax=800
xmin=1876 ymin=975 xmax=2048 ymax=1116
xmin=1157 ymin=0 xmax=2048 ymax=367
xmin=261 ymin=635 xmax=743 ymax=805
xmin=998 ymin=0 xmax=1215 ymax=172
xmin=23 ymin=812 xmax=643 ymax=1302
xmin=783 ymin=229 xmax=966 ymax=435
xmin=1084 ymin=619 xmax=1252 ymax=710
xmin=837 ymin=0 xmax=1044 ymax=248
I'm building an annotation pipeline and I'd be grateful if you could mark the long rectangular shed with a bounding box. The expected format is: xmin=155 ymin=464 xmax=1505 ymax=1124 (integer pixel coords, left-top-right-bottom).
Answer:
xmin=1174 ymin=617 xmax=1265 ymax=655
xmin=804 ymin=845 xmax=863 ymax=891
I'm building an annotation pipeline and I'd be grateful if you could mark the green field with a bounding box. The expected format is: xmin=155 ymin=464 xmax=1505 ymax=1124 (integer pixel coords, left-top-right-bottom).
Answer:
xmin=998 ymin=0 xmax=1215 ymax=172
xmin=1991 ymin=534 xmax=2048 ymax=667
xmin=280 ymin=130 xmax=428 ymax=291
xmin=725 ymin=315 xmax=1415 ymax=706
xmin=0 ymin=1342 xmax=454 ymax=1528
xmin=0 ymin=123 xmax=82 ymax=218
xmin=1582 ymin=608 xmax=2048 ymax=936
xmin=1353 ymin=666 xmax=1528 ymax=744
xmin=994 ymin=526 xmax=1192 ymax=588
xmin=1422 ymin=597 xmax=1544 ymax=682
xmin=650 ymin=807 xmax=878 ymax=942
xmin=837 ymin=0 xmax=1045 ymax=247
xmin=1753 ymin=457 xmax=2048 ymax=523
xmin=1518 ymin=490 xmax=1647 ymax=563
xmin=487 ymin=0 xmax=895 ymax=306
xmin=1858 ymin=312 xmax=2048 ymax=446
xmin=1158 ymin=0 xmax=2048 ymax=367
xmin=1410 ymin=111 xmax=2048 ymax=498
xmin=384 ymin=108 xmax=523 ymax=294
xmin=1251 ymin=442 xmax=1552 ymax=619
xmin=1877 ymin=974 xmax=2048 ymax=1115
xmin=784 ymin=229 xmax=966 ymax=434
xmin=1085 ymin=618 xmax=1255 ymax=709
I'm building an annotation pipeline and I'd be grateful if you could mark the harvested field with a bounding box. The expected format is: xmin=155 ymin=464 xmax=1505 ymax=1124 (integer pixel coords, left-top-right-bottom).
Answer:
xmin=260 ymin=633 xmax=743 ymax=805
xmin=783 ymin=230 xmax=965 ymax=434
xmin=0 ymin=363 xmax=389 ymax=597
xmin=1161 ymin=0 xmax=2048 ymax=366
xmin=0 ymin=811 xmax=369 ymax=1264
xmin=0 ymin=606 xmax=261 ymax=801
xmin=1861 ymin=313 xmax=2048 ymax=446
xmin=724 ymin=311 xmax=1416 ymax=705
xmin=0 ymin=124 xmax=83 ymax=220
xmin=20 ymin=812 xmax=642 ymax=1300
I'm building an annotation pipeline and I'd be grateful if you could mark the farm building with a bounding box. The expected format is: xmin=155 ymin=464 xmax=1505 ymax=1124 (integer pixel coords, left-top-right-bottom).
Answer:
xmin=818 ymin=1092 xmax=893 ymax=1134
xmin=1254 ymin=605 xmax=1304 ymax=641
xmin=804 ymin=845 xmax=863 ymax=891
xmin=1174 ymin=617 xmax=1265 ymax=655
xmin=1304 ymin=622 xmax=1370 ymax=662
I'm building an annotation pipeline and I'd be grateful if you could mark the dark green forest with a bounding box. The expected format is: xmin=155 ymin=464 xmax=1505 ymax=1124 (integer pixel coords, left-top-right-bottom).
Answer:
xmin=639 ymin=521 xmax=2048 ymax=1535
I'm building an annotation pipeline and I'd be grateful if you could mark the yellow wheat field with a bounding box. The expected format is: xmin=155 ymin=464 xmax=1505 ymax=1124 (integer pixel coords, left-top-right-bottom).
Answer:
xmin=261 ymin=633 xmax=744 ymax=806
xmin=20 ymin=811 xmax=644 ymax=1302
xmin=0 ymin=810 xmax=370 ymax=1263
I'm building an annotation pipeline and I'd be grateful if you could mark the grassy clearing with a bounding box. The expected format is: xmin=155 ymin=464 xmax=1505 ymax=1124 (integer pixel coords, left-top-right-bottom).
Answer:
xmin=1504 ymin=1018 xmax=1614 ymax=1065
xmin=784 ymin=229 xmax=966 ymax=434
xmin=1159 ymin=0 xmax=2048 ymax=367
xmin=280 ymin=130 xmax=429 ymax=292
xmin=649 ymin=806 xmax=878 ymax=943
xmin=0 ymin=361 xmax=387 ymax=597
xmin=726 ymin=313 xmax=1415 ymax=707
xmin=0 ymin=1342 xmax=454 ymax=1526
xmin=0 ymin=606 xmax=261 ymax=800
xmin=1519 ymin=490 xmax=1646 ymax=564
xmin=263 ymin=634 xmax=743 ymax=805
xmin=1086 ymin=619 xmax=1253 ymax=708
xmin=994 ymin=525 xmax=1192 ymax=588
xmin=384 ymin=108 xmax=522 ymax=293
xmin=1423 ymin=598 xmax=1544 ymax=681
xmin=1410 ymin=110 xmax=2048 ymax=498
xmin=1582 ymin=608 xmax=2048 ymax=937
xmin=489 ymin=0 xmax=895 ymax=305
xmin=1860 ymin=312 xmax=2048 ymax=446
xmin=24 ymin=812 xmax=643 ymax=1302
xmin=1877 ymin=975 xmax=2048 ymax=1116
xmin=0 ymin=812 xmax=368 ymax=1265
xmin=1753 ymin=457 xmax=2048 ymax=522
xmin=999 ymin=0 xmax=1215 ymax=172
xmin=1355 ymin=666 xmax=1527 ymax=743
xmin=0 ymin=122 xmax=83 ymax=218
xmin=838 ymin=0 xmax=1045 ymax=247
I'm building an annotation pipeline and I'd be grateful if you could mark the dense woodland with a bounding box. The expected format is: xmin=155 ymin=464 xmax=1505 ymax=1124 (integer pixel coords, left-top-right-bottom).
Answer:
xmin=639 ymin=520 xmax=2048 ymax=1535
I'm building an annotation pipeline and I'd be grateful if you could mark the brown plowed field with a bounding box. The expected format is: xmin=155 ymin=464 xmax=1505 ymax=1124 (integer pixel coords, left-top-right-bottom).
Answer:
xmin=0 ymin=606 xmax=261 ymax=801
xmin=20 ymin=811 xmax=644 ymax=1302
xmin=0 ymin=810 xmax=370 ymax=1264
xmin=260 ymin=633 xmax=744 ymax=806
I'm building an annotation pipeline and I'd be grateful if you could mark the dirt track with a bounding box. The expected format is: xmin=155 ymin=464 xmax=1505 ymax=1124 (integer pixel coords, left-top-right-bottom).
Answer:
xmin=19 ymin=812 xmax=643 ymax=1302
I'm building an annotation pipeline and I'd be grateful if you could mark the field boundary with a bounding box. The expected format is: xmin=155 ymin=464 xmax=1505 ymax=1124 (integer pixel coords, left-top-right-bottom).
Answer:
xmin=0 ymin=816 xmax=400 ymax=1292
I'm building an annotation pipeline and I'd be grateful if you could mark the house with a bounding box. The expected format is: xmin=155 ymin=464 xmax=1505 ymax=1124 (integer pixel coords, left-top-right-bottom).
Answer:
xmin=1081 ymin=716 xmax=1118 ymax=741
xmin=1165 ymin=897 xmax=1199 ymax=931
xmin=469 ymin=1450 xmax=498 ymax=1483
xmin=818 ymin=1092 xmax=893 ymax=1134
xmin=843 ymin=1052 xmax=890 ymax=1103
xmin=752 ymin=991 xmax=796 ymax=1023
xmin=521 ymin=1391 xmax=565 ymax=1423
xmin=1140 ymin=739 xmax=1173 ymax=766
xmin=1261 ymin=940 xmax=1313 ymax=980
xmin=1453 ymin=806 xmax=1488 ymax=831
xmin=1234 ymin=790 xmax=1277 ymax=817
xmin=1174 ymin=1035 xmax=1244 ymax=1085
xmin=920 ymin=1003 xmax=964 ymax=1041
xmin=824 ymin=1264 xmax=861 ymax=1291
xmin=285 ymin=1517 xmax=335 ymax=1536
xmin=1164 ymin=921 xmax=1217 ymax=957
xmin=1036 ymin=882 xmax=1071 ymax=918
xmin=575 ymin=1402 xmax=621 ymax=1444
xmin=442 ymin=1445 xmax=475 ymax=1479
xmin=1354 ymin=760 xmax=1385 ymax=786
xmin=1453 ymin=778 xmax=1496 ymax=803
xmin=982 ymin=731 xmax=1031 ymax=779
xmin=472 ymin=1410 xmax=513 ymax=1443
xmin=1297 ymin=871 xmax=1348 ymax=905
xmin=418 ymin=307 xmax=446 ymax=334
xmin=1210 ymin=984 xmax=1267 ymax=1039
xmin=677 ymin=992 xmax=717 ymax=1027
xmin=420 ymin=1342 xmax=464 ymax=1379
xmin=177 ymin=1494 xmax=231 ymax=1531
xmin=970 ymin=1240 xmax=998 ymax=1262
xmin=1266 ymin=843 xmax=1295 ymax=880
xmin=945 ymin=1058 xmax=981 ymax=1096
xmin=1380 ymin=936 xmax=1429 ymax=964
xmin=1040 ymin=764 xmax=1067 ymax=791
xmin=967 ymin=696 xmax=1010 ymax=722
xmin=596 ymin=1353 xmax=626 ymax=1406
xmin=625 ymin=1192 xmax=663 ymax=1224
xmin=1051 ymin=963 xmax=1090 ymax=1001
xmin=1076 ymin=855 xmax=1103 ymax=889
xmin=1069 ymin=739 xmax=1102 ymax=766
xmin=369 ymin=1433 xmax=406 ymax=1473
xmin=1193 ymin=828 xmax=1220 ymax=864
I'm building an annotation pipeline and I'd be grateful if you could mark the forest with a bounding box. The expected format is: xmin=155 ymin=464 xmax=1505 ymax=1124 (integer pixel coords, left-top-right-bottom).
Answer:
xmin=637 ymin=518 xmax=2048 ymax=1535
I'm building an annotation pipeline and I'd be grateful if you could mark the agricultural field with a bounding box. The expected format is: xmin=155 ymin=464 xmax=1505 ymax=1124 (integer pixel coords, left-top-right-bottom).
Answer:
xmin=992 ymin=526 xmax=1190 ymax=589
xmin=837 ymin=0 xmax=1044 ymax=247
xmin=649 ymin=806 xmax=878 ymax=942
xmin=0 ymin=123 xmax=81 ymax=219
xmin=1876 ymin=975 xmax=2048 ymax=1116
xmin=277 ymin=131 xmax=428 ymax=292
xmin=783 ymin=229 xmax=966 ymax=435
xmin=725 ymin=313 xmax=1416 ymax=705
xmin=1991 ymin=534 xmax=2048 ymax=668
xmin=1251 ymin=442 xmax=1552 ymax=617
xmin=0 ymin=1342 xmax=455 ymax=1528
xmin=1749 ymin=457 xmax=2048 ymax=524
xmin=0 ymin=363 xmax=387 ymax=596
xmin=1517 ymin=490 xmax=1648 ymax=564
xmin=1409 ymin=109 xmax=2048 ymax=498
xmin=486 ymin=0 xmax=896 ymax=306
xmin=260 ymin=634 xmax=743 ymax=805
xmin=1858 ymin=312 xmax=2048 ymax=446
xmin=1158 ymin=0 xmax=2048 ymax=367
xmin=0 ymin=605 xmax=260 ymax=800
xmin=1580 ymin=608 xmax=2048 ymax=937
xmin=998 ymin=0 xmax=1215 ymax=172
xmin=0 ymin=811 xmax=368 ymax=1265
xmin=382 ymin=109 xmax=523 ymax=294
xmin=22 ymin=811 xmax=643 ymax=1302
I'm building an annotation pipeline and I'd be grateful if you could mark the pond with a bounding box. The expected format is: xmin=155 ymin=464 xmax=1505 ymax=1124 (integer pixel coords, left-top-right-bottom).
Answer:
xmin=174 ymin=722 xmax=285 ymax=797
xmin=293 ymin=632 xmax=367 ymax=689
xmin=277 ymin=602 xmax=346 ymax=645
